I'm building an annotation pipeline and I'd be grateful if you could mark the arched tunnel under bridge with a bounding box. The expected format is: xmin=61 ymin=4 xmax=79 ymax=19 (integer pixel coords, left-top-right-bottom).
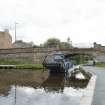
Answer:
xmin=61 ymin=53 xmax=94 ymax=65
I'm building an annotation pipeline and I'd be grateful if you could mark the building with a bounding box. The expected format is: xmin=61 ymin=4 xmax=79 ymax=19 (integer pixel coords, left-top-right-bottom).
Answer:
xmin=12 ymin=40 xmax=35 ymax=48
xmin=93 ymin=42 xmax=101 ymax=49
xmin=93 ymin=42 xmax=105 ymax=51
xmin=0 ymin=29 xmax=12 ymax=49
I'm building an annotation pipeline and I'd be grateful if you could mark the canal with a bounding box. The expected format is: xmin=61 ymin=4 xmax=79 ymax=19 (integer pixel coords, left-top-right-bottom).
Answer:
xmin=0 ymin=69 xmax=88 ymax=105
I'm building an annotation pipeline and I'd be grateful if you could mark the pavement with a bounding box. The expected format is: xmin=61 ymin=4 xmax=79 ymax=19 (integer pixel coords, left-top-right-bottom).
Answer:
xmin=83 ymin=66 xmax=105 ymax=105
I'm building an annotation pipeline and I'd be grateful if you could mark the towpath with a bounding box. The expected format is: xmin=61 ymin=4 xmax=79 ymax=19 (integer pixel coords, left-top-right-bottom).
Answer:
xmin=83 ymin=66 xmax=105 ymax=105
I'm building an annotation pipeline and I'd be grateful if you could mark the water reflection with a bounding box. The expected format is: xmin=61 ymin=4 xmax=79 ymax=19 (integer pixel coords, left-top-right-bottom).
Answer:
xmin=42 ymin=73 xmax=88 ymax=93
xmin=0 ymin=86 xmax=84 ymax=105
xmin=0 ymin=70 xmax=88 ymax=105
xmin=42 ymin=73 xmax=65 ymax=93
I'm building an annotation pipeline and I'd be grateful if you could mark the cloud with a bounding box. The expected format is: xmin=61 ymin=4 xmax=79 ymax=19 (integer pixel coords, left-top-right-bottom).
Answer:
xmin=0 ymin=0 xmax=105 ymax=46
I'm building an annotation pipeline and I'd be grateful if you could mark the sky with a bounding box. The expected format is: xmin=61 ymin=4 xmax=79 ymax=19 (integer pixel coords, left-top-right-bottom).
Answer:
xmin=0 ymin=0 xmax=105 ymax=47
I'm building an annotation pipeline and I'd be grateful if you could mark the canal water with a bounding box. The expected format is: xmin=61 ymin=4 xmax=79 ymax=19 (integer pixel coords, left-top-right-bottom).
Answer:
xmin=0 ymin=69 xmax=88 ymax=105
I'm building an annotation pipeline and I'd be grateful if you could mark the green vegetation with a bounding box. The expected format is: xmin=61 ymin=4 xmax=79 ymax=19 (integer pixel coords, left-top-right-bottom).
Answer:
xmin=0 ymin=61 xmax=44 ymax=70
xmin=72 ymin=55 xmax=88 ymax=65
xmin=16 ymin=64 xmax=44 ymax=69
xmin=43 ymin=38 xmax=72 ymax=48
xmin=0 ymin=59 xmax=44 ymax=70
xmin=44 ymin=38 xmax=61 ymax=48
xmin=96 ymin=62 xmax=105 ymax=68
xmin=60 ymin=42 xmax=72 ymax=49
xmin=0 ymin=59 xmax=32 ymax=65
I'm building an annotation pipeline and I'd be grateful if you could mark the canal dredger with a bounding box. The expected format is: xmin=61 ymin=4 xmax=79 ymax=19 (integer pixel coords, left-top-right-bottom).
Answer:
xmin=43 ymin=52 xmax=73 ymax=73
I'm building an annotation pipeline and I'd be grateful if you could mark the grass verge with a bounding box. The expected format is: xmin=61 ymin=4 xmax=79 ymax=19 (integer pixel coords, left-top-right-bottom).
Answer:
xmin=0 ymin=64 xmax=44 ymax=70
xmin=95 ymin=62 xmax=105 ymax=68
xmin=16 ymin=64 xmax=44 ymax=69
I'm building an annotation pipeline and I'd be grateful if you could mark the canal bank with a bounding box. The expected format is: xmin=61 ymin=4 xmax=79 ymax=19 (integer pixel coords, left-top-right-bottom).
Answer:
xmin=80 ymin=74 xmax=96 ymax=105
xmin=0 ymin=64 xmax=43 ymax=70
xmin=83 ymin=66 xmax=105 ymax=105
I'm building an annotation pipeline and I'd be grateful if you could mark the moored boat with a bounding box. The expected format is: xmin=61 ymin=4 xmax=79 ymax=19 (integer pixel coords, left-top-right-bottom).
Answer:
xmin=43 ymin=52 xmax=73 ymax=73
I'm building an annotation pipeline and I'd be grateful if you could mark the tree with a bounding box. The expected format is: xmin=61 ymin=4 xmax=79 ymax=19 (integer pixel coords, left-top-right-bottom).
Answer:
xmin=44 ymin=38 xmax=61 ymax=48
xmin=60 ymin=42 xmax=72 ymax=49
xmin=43 ymin=37 xmax=72 ymax=48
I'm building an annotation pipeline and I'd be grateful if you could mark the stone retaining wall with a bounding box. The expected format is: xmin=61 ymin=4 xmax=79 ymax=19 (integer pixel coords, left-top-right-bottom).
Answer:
xmin=80 ymin=75 xmax=97 ymax=105
xmin=0 ymin=47 xmax=104 ymax=64
xmin=0 ymin=48 xmax=53 ymax=64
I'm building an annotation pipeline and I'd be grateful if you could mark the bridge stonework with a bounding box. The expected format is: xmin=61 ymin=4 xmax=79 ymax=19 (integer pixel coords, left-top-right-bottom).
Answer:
xmin=0 ymin=47 xmax=104 ymax=64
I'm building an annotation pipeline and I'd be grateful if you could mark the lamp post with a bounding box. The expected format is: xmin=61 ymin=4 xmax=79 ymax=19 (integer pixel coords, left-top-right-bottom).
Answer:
xmin=15 ymin=22 xmax=18 ymax=42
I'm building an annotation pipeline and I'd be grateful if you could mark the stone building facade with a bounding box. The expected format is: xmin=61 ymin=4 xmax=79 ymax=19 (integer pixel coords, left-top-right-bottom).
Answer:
xmin=0 ymin=29 xmax=12 ymax=49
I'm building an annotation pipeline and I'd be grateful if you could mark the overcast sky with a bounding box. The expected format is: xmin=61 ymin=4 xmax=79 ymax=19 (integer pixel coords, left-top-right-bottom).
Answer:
xmin=0 ymin=0 xmax=105 ymax=47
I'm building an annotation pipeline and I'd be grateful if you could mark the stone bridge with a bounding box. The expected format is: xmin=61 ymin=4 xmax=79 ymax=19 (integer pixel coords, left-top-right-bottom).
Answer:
xmin=0 ymin=47 xmax=105 ymax=64
xmin=49 ymin=48 xmax=105 ymax=57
